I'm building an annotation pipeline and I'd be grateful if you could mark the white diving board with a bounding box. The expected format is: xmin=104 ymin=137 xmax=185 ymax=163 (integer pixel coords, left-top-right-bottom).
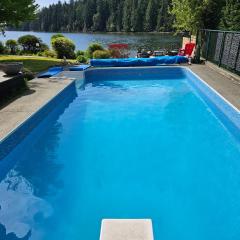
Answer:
xmin=100 ymin=219 xmax=154 ymax=240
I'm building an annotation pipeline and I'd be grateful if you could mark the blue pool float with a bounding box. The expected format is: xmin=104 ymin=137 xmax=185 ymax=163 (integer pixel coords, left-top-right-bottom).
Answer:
xmin=69 ymin=65 xmax=91 ymax=71
xmin=90 ymin=56 xmax=188 ymax=67
xmin=38 ymin=66 xmax=63 ymax=78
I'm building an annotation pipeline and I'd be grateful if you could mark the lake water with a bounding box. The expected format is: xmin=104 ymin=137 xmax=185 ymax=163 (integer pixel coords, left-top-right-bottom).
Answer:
xmin=0 ymin=31 xmax=182 ymax=56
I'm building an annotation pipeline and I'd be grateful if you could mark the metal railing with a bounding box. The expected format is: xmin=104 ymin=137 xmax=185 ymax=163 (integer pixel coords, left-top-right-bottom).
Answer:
xmin=197 ymin=29 xmax=240 ymax=75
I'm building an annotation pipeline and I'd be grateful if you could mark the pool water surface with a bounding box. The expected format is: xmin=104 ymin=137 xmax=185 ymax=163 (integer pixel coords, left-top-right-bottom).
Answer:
xmin=0 ymin=68 xmax=240 ymax=240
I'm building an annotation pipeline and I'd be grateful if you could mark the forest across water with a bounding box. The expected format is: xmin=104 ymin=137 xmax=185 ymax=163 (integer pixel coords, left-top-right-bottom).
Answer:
xmin=14 ymin=0 xmax=239 ymax=33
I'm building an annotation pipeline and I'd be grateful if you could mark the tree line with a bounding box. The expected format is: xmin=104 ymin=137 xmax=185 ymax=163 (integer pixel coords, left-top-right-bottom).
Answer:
xmin=11 ymin=0 xmax=240 ymax=33
xmin=18 ymin=0 xmax=173 ymax=32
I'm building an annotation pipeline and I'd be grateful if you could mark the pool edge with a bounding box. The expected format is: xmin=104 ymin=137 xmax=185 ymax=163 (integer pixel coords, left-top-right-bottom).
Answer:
xmin=184 ymin=67 xmax=240 ymax=138
xmin=0 ymin=80 xmax=77 ymax=160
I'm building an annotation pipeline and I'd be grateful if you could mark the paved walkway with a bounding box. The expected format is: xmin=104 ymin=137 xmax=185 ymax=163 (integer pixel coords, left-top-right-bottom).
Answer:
xmin=189 ymin=64 xmax=240 ymax=110
xmin=0 ymin=77 xmax=73 ymax=140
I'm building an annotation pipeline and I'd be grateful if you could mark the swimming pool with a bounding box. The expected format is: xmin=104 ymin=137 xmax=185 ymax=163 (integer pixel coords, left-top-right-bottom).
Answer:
xmin=0 ymin=67 xmax=240 ymax=240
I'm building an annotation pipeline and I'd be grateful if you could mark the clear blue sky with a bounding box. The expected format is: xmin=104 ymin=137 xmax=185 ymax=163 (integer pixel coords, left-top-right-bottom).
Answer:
xmin=36 ymin=0 xmax=66 ymax=7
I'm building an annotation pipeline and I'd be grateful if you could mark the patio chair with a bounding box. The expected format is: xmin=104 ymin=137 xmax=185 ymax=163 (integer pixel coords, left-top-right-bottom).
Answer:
xmin=178 ymin=43 xmax=196 ymax=57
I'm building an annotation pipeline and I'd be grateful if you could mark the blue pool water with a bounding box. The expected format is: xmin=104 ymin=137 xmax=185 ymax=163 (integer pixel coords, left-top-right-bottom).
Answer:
xmin=1 ymin=68 xmax=240 ymax=240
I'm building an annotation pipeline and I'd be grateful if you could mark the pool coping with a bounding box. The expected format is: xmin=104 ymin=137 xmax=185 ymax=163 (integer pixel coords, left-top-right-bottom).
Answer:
xmin=187 ymin=67 xmax=240 ymax=113
xmin=189 ymin=64 xmax=240 ymax=110
xmin=186 ymin=67 xmax=240 ymax=137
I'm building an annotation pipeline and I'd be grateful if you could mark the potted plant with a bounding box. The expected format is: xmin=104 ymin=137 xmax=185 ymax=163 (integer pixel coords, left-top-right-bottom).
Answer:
xmin=0 ymin=62 xmax=23 ymax=76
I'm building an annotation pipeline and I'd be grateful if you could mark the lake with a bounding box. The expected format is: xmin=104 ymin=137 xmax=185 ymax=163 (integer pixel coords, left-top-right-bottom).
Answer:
xmin=0 ymin=31 xmax=182 ymax=56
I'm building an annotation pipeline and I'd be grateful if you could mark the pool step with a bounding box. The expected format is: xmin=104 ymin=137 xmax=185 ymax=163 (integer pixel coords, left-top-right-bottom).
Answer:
xmin=100 ymin=219 xmax=154 ymax=240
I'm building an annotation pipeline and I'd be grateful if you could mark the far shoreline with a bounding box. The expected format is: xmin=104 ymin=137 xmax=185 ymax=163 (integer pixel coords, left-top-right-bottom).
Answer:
xmin=5 ymin=30 xmax=181 ymax=36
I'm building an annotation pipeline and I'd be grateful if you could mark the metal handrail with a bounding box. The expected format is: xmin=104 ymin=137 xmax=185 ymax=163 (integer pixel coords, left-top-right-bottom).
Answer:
xmin=200 ymin=29 xmax=240 ymax=34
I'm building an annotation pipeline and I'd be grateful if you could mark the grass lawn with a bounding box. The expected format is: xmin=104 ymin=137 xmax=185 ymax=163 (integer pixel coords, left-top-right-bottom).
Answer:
xmin=0 ymin=55 xmax=76 ymax=73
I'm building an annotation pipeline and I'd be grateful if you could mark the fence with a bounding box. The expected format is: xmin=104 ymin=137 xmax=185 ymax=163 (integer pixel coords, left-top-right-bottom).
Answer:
xmin=197 ymin=29 xmax=240 ymax=75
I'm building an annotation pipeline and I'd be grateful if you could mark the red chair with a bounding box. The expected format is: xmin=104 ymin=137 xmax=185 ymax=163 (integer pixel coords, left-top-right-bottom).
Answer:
xmin=108 ymin=44 xmax=129 ymax=58
xmin=178 ymin=43 xmax=196 ymax=57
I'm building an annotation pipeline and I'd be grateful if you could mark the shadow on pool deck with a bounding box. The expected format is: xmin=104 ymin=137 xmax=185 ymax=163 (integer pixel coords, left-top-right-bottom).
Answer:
xmin=0 ymin=77 xmax=73 ymax=140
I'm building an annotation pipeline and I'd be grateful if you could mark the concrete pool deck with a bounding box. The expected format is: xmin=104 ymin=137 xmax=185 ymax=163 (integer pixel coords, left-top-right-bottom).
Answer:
xmin=0 ymin=64 xmax=239 ymax=141
xmin=189 ymin=63 xmax=240 ymax=110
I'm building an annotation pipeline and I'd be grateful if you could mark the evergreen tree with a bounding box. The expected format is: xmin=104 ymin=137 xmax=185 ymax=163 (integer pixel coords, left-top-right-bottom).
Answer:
xmin=115 ymin=1 xmax=124 ymax=31
xmin=202 ymin=0 xmax=225 ymax=30
xmin=131 ymin=0 xmax=147 ymax=32
xmin=144 ymin=0 xmax=157 ymax=31
xmin=156 ymin=0 xmax=173 ymax=32
xmin=15 ymin=0 xmax=236 ymax=33
xmin=16 ymin=0 xmax=176 ymax=32
xmin=106 ymin=0 xmax=118 ymax=31
xmin=92 ymin=0 xmax=108 ymax=31
xmin=220 ymin=0 xmax=240 ymax=31
xmin=75 ymin=2 xmax=85 ymax=31
xmin=0 ymin=0 xmax=38 ymax=33
xmin=83 ymin=0 xmax=96 ymax=31
xmin=122 ymin=0 xmax=132 ymax=31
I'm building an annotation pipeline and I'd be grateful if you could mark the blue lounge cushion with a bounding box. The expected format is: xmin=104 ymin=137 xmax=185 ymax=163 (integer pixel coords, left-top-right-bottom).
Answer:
xmin=90 ymin=56 xmax=188 ymax=67
xmin=69 ymin=65 xmax=90 ymax=71
xmin=38 ymin=66 xmax=63 ymax=78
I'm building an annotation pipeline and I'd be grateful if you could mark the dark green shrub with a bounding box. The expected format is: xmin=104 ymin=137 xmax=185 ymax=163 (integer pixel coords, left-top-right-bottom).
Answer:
xmin=39 ymin=43 xmax=49 ymax=52
xmin=87 ymin=43 xmax=104 ymax=58
xmin=18 ymin=35 xmax=42 ymax=53
xmin=76 ymin=50 xmax=85 ymax=57
xmin=22 ymin=68 xmax=35 ymax=80
xmin=5 ymin=39 xmax=18 ymax=54
xmin=19 ymin=50 xmax=31 ymax=55
xmin=41 ymin=50 xmax=57 ymax=58
xmin=51 ymin=37 xmax=76 ymax=59
xmin=51 ymin=33 xmax=65 ymax=42
xmin=93 ymin=50 xmax=111 ymax=59
xmin=0 ymin=41 xmax=4 ymax=54
xmin=19 ymin=50 xmax=36 ymax=56
xmin=37 ymin=51 xmax=43 ymax=56
xmin=77 ymin=55 xmax=88 ymax=63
